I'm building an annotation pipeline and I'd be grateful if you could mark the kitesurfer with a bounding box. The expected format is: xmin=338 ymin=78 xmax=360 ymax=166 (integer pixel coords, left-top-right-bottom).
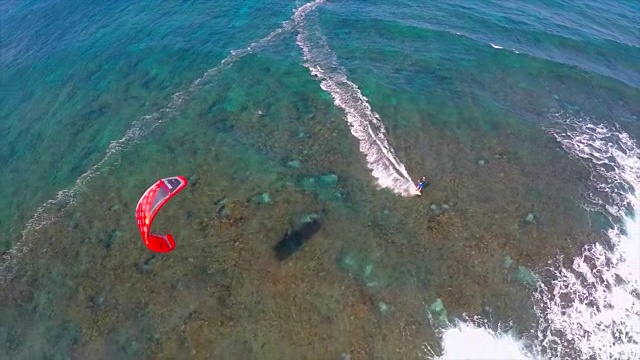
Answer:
xmin=416 ymin=176 xmax=427 ymax=194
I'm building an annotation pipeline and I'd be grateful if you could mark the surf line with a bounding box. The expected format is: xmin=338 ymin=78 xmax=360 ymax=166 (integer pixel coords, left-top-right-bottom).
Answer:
xmin=534 ymin=114 xmax=640 ymax=359
xmin=294 ymin=8 xmax=418 ymax=197
xmin=0 ymin=0 xmax=326 ymax=285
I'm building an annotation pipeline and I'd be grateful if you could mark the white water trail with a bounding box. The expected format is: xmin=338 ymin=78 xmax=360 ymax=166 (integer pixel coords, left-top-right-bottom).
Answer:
xmin=0 ymin=0 xmax=326 ymax=284
xmin=294 ymin=5 xmax=418 ymax=196
xmin=432 ymin=113 xmax=640 ymax=359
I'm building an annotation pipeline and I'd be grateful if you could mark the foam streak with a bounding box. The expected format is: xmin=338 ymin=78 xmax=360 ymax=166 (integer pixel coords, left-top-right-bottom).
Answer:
xmin=294 ymin=5 xmax=417 ymax=196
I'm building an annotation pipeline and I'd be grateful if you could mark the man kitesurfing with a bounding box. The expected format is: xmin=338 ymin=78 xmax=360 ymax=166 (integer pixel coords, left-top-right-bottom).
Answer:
xmin=415 ymin=176 xmax=427 ymax=195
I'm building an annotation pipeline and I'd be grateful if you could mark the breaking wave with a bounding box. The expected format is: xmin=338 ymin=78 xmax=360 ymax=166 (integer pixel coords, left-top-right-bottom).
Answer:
xmin=437 ymin=321 xmax=534 ymax=359
xmin=432 ymin=114 xmax=640 ymax=359
xmin=536 ymin=114 xmax=640 ymax=359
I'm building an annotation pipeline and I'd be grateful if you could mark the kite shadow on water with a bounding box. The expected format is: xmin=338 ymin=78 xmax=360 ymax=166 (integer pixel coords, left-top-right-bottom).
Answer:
xmin=273 ymin=215 xmax=323 ymax=261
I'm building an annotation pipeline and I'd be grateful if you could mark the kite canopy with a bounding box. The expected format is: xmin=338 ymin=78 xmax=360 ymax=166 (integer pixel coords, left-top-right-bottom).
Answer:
xmin=135 ymin=176 xmax=188 ymax=252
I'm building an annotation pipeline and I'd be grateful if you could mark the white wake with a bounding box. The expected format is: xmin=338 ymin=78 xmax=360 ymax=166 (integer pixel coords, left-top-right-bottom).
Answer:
xmin=294 ymin=4 xmax=418 ymax=196
xmin=0 ymin=0 xmax=326 ymax=284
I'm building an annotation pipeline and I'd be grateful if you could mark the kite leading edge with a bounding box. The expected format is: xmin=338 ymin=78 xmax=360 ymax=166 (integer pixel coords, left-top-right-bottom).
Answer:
xmin=135 ymin=176 xmax=188 ymax=253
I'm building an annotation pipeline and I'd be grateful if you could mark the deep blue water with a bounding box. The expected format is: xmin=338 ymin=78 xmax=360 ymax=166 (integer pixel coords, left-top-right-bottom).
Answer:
xmin=1 ymin=0 xmax=639 ymax=358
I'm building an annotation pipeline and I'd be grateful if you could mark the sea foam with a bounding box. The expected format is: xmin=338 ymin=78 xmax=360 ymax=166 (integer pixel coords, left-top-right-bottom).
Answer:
xmin=432 ymin=114 xmax=640 ymax=359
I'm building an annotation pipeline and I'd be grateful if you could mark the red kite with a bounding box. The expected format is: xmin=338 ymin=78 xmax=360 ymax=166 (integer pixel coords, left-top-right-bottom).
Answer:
xmin=135 ymin=176 xmax=188 ymax=252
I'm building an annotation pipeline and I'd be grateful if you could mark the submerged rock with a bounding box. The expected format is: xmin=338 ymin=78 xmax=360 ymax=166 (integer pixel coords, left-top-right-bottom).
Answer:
xmin=338 ymin=253 xmax=360 ymax=274
xmin=428 ymin=298 xmax=448 ymax=324
xmin=336 ymin=252 xmax=388 ymax=289
xmin=429 ymin=202 xmax=452 ymax=216
xmin=298 ymin=173 xmax=343 ymax=202
xmin=294 ymin=213 xmax=320 ymax=230
xmin=286 ymin=160 xmax=301 ymax=169
xmin=251 ymin=192 xmax=272 ymax=204
xmin=524 ymin=212 xmax=536 ymax=224
xmin=261 ymin=192 xmax=272 ymax=204
xmin=377 ymin=301 xmax=391 ymax=316
xmin=215 ymin=197 xmax=227 ymax=207
xmin=363 ymin=263 xmax=378 ymax=287
xmin=217 ymin=207 xmax=231 ymax=219
xmin=320 ymin=173 xmax=339 ymax=185
xmin=363 ymin=263 xmax=374 ymax=277
xmin=189 ymin=175 xmax=199 ymax=187
xmin=214 ymin=198 xmax=230 ymax=220
xmin=88 ymin=292 xmax=106 ymax=313
xmin=300 ymin=176 xmax=316 ymax=189
xmin=104 ymin=230 xmax=122 ymax=250
xmin=503 ymin=255 xmax=514 ymax=269
xmin=513 ymin=265 xmax=539 ymax=287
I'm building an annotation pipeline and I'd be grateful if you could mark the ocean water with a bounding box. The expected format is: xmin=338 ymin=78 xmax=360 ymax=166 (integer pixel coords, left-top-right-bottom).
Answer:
xmin=1 ymin=0 xmax=639 ymax=358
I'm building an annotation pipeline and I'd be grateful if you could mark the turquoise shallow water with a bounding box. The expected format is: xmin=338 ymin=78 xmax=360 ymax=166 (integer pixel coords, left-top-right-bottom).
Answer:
xmin=1 ymin=0 xmax=639 ymax=358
